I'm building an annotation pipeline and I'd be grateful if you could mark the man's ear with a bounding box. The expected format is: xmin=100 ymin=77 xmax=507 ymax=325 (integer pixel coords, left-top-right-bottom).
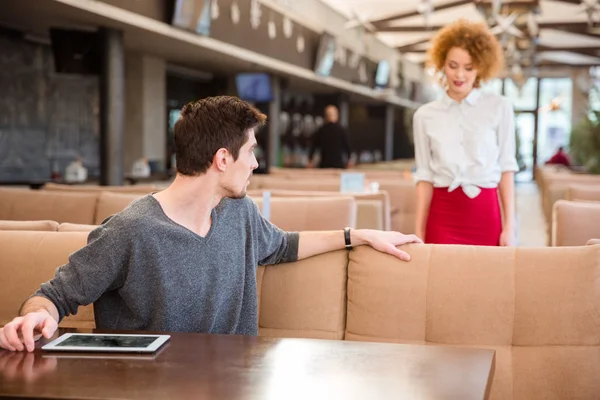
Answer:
xmin=213 ymin=148 xmax=230 ymax=172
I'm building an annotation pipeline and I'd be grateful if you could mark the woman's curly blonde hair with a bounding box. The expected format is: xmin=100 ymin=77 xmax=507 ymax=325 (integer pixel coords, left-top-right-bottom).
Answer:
xmin=427 ymin=19 xmax=504 ymax=88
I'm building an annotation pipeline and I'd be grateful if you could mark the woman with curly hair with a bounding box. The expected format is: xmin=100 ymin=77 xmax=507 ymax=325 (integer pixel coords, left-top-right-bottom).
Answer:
xmin=413 ymin=19 xmax=519 ymax=246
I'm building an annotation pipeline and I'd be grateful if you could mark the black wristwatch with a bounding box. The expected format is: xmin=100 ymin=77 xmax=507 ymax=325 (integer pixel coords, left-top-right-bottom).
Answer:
xmin=344 ymin=227 xmax=352 ymax=250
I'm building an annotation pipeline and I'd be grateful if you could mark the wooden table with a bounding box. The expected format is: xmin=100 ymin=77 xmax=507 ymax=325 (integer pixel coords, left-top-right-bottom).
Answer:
xmin=0 ymin=328 xmax=495 ymax=399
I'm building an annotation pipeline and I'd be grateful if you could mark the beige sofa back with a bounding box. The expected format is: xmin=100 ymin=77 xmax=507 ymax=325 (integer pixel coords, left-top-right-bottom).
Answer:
xmin=94 ymin=192 xmax=144 ymax=224
xmin=0 ymin=188 xmax=98 ymax=224
xmin=346 ymin=244 xmax=600 ymax=400
xmin=0 ymin=231 xmax=347 ymax=340
xmin=568 ymin=184 xmax=600 ymax=202
xmin=1 ymin=230 xmax=599 ymax=399
xmin=0 ymin=188 xmax=146 ymax=226
xmin=252 ymin=196 xmax=357 ymax=231
xmin=0 ymin=220 xmax=59 ymax=231
xmin=251 ymin=177 xmax=416 ymax=233
xmin=0 ymin=231 xmax=95 ymax=328
xmin=552 ymin=200 xmax=600 ymax=246
xmin=43 ymin=182 xmax=158 ymax=194
xmin=258 ymin=250 xmax=348 ymax=339
xmin=248 ymin=189 xmax=390 ymax=230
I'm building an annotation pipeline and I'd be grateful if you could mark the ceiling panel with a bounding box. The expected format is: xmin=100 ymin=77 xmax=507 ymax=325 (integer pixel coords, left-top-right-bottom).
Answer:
xmin=539 ymin=29 xmax=600 ymax=47
xmin=318 ymin=0 xmax=600 ymax=68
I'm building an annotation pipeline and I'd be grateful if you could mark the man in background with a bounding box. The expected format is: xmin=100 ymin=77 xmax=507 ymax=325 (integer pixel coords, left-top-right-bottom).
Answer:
xmin=308 ymin=105 xmax=352 ymax=169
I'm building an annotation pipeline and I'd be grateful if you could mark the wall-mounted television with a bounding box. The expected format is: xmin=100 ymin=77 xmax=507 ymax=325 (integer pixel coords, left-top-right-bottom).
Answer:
xmin=314 ymin=32 xmax=336 ymax=77
xmin=172 ymin=0 xmax=211 ymax=36
xmin=235 ymin=73 xmax=273 ymax=103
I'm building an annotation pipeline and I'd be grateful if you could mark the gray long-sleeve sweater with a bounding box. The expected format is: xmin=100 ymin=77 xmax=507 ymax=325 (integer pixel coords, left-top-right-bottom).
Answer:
xmin=35 ymin=195 xmax=299 ymax=336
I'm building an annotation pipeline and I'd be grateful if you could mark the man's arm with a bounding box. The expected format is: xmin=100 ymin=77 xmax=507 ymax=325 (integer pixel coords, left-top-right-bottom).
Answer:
xmin=19 ymin=296 xmax=59 ymax=321
xmin=0 ymin=220 xmax=129 ymax=352
xmin=298 ymin=229 xmax=422 ymax=261
xmin=0 ymin=297 xmax=60 ymax=352
xmin=498 ymin=172 xmax=516 ymax=246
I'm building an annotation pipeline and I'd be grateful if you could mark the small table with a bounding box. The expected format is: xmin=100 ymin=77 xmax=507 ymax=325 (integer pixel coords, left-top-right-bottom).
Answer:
xmin=0 ymin=328 xmax=495 ymax=399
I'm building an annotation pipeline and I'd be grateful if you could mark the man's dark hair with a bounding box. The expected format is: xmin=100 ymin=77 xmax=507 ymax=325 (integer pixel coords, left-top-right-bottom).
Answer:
xmin=174 ymin=96 xmax=267 ymax=176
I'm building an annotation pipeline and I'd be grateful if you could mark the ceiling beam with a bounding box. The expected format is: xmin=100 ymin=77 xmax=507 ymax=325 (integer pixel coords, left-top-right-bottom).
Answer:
xmin=537 ymin=61 xmax=600 ymax=68
xmin=548 ymin=0 xmax=581 ymax=4
xmin=376 ymin=25 xmax=444 ymax=32
xmin=537 ymin=45 xmax=600 ymax=57
xmin=539 ymin=21 xmax=590 ymax=30
xmin=396 ymin=38 xmax=431 ymax=52
xmin=371 ymin=0 xmax=472 ymax=27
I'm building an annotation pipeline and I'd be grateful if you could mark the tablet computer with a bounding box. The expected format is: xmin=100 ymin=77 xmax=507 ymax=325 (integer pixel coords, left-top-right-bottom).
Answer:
xmin=42 ymin=333 xmax=170 ymax=353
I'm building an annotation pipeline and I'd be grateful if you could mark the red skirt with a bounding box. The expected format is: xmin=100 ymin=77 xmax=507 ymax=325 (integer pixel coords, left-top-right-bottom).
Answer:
xmin=425 ymin=187 xmax=502 ymax=246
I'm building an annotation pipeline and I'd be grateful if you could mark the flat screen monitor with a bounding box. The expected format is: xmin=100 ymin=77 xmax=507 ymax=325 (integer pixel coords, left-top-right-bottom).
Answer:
xmin=172 ymin=0 xmax=211 ymax=36
xmin=314 ymin=32 xmax=336 ymax=77
xmin=375 ymin=60 xmax=390 ymax=88
xmin=235 ymin=73 xmax=273 ymax=103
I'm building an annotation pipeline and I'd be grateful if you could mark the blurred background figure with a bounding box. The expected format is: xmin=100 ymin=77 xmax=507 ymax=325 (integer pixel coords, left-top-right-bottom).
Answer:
xmin=307 ymin=105 xmax=352 ymax=169
xmin=545 ymin=146 xmax=571 ymax=168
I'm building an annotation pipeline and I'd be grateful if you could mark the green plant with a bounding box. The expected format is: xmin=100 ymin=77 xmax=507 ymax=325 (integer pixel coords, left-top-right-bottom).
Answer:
xmin=569 ymin=90 xmax=600 ymax=174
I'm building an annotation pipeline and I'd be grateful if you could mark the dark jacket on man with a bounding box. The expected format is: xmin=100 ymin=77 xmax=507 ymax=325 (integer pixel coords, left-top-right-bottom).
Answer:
xmin=308 ymin=122 xmax=351 ymax=169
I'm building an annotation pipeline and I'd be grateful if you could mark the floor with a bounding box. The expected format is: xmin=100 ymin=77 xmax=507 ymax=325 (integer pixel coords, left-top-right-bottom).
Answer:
xmin=515 ymin=181 xmax=547 ymax=247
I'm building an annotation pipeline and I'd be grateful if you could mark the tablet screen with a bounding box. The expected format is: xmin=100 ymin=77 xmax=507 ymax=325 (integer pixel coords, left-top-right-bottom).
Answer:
xmin=42 ymin=333 xmax=171 ymax=353
xmin=56 ymin=335 xmax=158 ymax=348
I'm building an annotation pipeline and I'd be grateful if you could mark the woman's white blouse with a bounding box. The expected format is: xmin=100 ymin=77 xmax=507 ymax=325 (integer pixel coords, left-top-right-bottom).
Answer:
xmin=412 ymin=89 xmax=519 ymax=198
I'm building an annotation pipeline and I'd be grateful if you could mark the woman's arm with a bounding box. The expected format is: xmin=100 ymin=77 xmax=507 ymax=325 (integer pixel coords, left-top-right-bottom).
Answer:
xmin=497 ymin=98 xmax=520 ymax=246
xmin=498 ymin=172 xmax=515 ymax=245
xmin=415 ymin=181 xmax=434 ymax=239
xmin=412 ymin=109 xmax=434 ymax=239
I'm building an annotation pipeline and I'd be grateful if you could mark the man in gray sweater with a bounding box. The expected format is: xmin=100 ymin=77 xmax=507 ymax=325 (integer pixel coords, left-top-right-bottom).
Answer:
xmin=0 ymin=96 xmax=421 ymax=352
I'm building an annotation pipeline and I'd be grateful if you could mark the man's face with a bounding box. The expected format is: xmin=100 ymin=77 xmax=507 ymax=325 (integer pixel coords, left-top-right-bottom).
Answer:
xmin=220 ymin=129 xmax=259 ymax=199
xmin=325 ymin=106 xmax=339 ymax=123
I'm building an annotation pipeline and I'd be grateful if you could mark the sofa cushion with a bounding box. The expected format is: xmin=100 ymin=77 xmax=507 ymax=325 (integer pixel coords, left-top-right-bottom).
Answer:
xmin=248 ymin=189 xmax=391 ymax=231
xmin=43 ymin=182 xmax=158 ymax=194
xmin=58 ymin=223 xmax=96 ymax=232
xmin=552 ymin=200 xmax=600 ymax=246
xmin=425 ymin=245 xmax=516 ymax=346
xmin=513 ymin=245 xmax=600 ymax=346
xmin=0 ymin=188 xmax=98 ymax=224
xmin=0 ymin=220 xmax=58 ymax=231
xmin=0 ymin=231 xmax=94 ymax=328
xmin=252 ymin=196 xmax=357 ymax=231
xmin=94 ymin=192 xmax=144 ymax=224
xmin=346 ymin=244 xmax=429 ymax=342
xmin=259 ymin=250 xmax=348 ymax=340
xmin=568 ymin=184 xmax=600 ymax=202
xmin=347 ymin=245 xmax=516 ymax=346
xmin=512 ymin=346 xmax=600 ymax=400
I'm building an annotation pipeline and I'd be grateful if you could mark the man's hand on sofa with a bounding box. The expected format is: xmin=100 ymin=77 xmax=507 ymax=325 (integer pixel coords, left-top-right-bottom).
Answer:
xmin=0 ymin=310 xmax=58 ymax=352
xmin=357 ymin=230 xmax=423 ymax=261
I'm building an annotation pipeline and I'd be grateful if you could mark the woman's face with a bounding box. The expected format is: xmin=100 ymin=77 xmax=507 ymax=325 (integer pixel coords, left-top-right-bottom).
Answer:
xmin=443 ymin=47 xmax=478 ymax=97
